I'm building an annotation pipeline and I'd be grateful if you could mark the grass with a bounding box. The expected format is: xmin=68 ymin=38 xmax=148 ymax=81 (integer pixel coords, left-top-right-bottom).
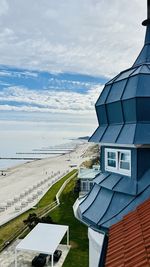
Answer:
xmin=0 ymin=169 xmax=89 ymax=266
xmin=49 ymin=178 xmax=89 ymax=267
xmin=36 ymin=169 xmax=77 ymax=210
xmin=0 ymin=170 xmax=77 ymax=248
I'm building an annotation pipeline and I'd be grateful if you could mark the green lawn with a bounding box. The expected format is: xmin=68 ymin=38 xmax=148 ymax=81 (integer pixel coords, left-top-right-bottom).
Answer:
xmin=49 ymin=179 xmax=89 ymax=267
xmin=0 ymin=170 xmax=89 ymax=267
xmin=0 ymin=170 xmax=77 ymax=248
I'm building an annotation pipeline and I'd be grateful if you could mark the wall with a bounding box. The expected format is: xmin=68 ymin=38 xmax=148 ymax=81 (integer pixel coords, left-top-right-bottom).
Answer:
xmin=137 ymin=148 xmax=150 ymax=180
xmin=88 ymin=228 xmax=104 ymax=267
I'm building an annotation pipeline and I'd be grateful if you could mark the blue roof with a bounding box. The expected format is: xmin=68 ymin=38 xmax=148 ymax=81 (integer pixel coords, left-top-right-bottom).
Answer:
xmin=76 ymin=4 xmax=150 ymax=232
xmin=90 ymin=122 xmax=150 ymax=145
xmin=77 ymin=171 xmax=150 ymax=229
xmin=90 ymin=25 xmax=150 ymax=145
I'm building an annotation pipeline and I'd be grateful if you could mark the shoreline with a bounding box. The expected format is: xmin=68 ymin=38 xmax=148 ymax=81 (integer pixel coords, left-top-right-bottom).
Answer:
xmin=0 ymin=142 xmax=92 ymax=225
xmin=0 ymin=146 xmax=78 ymax=172
xmin=0 ymin=154 xmax=61 ymax=173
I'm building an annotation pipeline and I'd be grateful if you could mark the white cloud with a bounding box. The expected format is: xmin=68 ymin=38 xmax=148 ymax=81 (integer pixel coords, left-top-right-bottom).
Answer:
xmin=0 ymin=84 xmax=103 ymax=114
xmin=0 ymin=0 xmax=146 ymax=77
xmin=0 ymin=0 xmax=9 ymax=16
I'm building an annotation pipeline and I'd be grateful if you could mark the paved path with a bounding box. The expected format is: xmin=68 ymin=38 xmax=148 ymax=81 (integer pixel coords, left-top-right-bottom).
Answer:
xmin=0 ymin=239 xmax=70 ymax=267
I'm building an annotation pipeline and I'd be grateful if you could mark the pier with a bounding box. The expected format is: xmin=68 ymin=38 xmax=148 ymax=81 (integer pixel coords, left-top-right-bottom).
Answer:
xmin=16 ymin=152 xmax=66 ymax=155
xmin=0 ymin=157 xmax=42 ymax=160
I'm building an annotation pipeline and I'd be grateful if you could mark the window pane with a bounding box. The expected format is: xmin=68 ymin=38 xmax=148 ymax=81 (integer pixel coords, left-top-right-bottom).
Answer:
xmin=105 ymin=148 xmax=131 ymax=176
xmin=120 ymin=161 xmax=130 ymax=170
xmin=108 ymin=160 xmax=116 ymax=167
xmin=120 ymin=152 xmax=130 ymax=161
xmin=107 ymin=152 xmax=116 ymax=159
xmin=82 ymin=182 xmax=87 ymax=191
xmin=89 ymin=182 xmax=93 ymax=190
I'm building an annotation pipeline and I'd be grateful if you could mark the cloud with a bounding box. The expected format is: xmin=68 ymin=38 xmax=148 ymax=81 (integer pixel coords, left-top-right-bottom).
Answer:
xmin=0 ymin=69 xmax=38 ymax=78
xmin=0 ymin=0 xmax=9 ymax=16
xmin=0 ymin=84 xmax=103 ymax=114
xmin=0 ymin=0 xmax=146 ymax=77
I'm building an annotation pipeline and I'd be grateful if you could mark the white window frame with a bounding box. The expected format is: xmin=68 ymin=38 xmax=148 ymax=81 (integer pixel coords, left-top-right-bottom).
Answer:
xmin=105 ymin=148 xmax=131 ymax=176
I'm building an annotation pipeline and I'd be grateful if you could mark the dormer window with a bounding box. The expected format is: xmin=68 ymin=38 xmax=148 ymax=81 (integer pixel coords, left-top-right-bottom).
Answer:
xmin=105 ymin=148 xmax=131 ymax=176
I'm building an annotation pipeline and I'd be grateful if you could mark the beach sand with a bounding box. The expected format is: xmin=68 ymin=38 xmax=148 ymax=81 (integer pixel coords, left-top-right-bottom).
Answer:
xmin=0 ymin=142 xmax=92 ymax=225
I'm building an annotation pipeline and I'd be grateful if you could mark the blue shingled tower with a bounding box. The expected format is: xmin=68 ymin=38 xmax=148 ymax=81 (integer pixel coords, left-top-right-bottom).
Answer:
xmin=74 ymin=0 xmax=150 ymax=232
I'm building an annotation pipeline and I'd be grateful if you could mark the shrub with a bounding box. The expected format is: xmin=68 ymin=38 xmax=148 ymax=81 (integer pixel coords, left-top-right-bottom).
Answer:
xmin=23 ymin=213 xmax=54 ymax=230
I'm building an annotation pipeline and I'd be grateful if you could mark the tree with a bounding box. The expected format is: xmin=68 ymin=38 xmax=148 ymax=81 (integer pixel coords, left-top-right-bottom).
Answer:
xmin=23 ymin=213 xmax=39 ymax=230
xmin=23 ymin=213 xmax=54 ymax=230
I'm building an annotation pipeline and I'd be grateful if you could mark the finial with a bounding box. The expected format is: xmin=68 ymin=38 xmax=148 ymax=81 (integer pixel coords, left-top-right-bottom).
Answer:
xmin=142 ymin=0 xmax=150 ymax=26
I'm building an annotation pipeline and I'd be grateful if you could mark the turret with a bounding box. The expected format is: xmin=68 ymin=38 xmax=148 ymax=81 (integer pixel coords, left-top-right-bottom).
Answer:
xmin=74 ymin=0 xmax=150 ymax=231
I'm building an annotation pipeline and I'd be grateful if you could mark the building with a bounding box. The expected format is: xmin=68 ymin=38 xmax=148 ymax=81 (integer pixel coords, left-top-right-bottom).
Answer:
xmin=74 ymin=1 xmax=150 ymax=266
xmin=78 ymin=165 xmax=100 ymax=195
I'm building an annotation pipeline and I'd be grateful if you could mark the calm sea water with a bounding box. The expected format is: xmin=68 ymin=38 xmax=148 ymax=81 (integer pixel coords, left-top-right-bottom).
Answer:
xmin=0 ymin=111 xmax=97 ymax=169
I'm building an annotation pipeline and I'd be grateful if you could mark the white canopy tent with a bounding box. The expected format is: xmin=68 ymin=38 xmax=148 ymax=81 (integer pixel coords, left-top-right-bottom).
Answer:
xmin=15 ymin=223 xmax=69 ymax=267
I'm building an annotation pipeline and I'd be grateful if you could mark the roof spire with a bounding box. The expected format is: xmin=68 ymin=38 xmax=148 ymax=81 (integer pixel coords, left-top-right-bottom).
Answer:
xmin=142 ymin=0 xmax=150 ymax=26
xmin=133 ymin=0 xmax=150 ymax=64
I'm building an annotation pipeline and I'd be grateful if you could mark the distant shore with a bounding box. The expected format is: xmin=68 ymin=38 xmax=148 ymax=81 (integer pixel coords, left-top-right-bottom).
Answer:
xmin=0 ymin=141 xmax=80 ymax=171
xmin=0 ymin=142 xmax=92 ymax=225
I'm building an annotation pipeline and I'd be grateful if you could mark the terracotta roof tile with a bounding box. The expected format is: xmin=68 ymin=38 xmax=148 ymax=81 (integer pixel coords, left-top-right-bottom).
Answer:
xmin=105 ymin=198 xmax=150 ymax=267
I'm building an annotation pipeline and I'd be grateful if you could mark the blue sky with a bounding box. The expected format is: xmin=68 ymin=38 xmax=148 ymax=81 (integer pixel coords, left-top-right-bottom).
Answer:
xmin=0 ymin=65 xmax=107 ymax=113
xmin=0 ymin=0 xmax=147 ymax=114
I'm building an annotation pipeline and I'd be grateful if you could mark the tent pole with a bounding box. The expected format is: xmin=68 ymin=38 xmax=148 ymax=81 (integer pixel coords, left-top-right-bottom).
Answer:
xmin=15 ymin=249 xmax=17 ymax=267
xmin=51 ymin=253 xmax=54 ymax=267
xmin=67 ymin=228 xmax=69 ymax=246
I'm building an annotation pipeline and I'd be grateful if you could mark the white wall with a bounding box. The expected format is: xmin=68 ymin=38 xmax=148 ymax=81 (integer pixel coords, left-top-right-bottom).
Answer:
xmin=88 ymin=228 xmax=104 ymax=267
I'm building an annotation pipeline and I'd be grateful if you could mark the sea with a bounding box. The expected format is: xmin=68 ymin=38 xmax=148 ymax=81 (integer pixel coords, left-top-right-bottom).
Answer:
xmin=0 ymin=111 xmax=97 ymax=170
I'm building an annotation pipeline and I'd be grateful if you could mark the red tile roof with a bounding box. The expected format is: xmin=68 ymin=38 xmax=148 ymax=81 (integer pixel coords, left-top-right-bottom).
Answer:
xmin=105 ymin=198 xmax=150 ymax=267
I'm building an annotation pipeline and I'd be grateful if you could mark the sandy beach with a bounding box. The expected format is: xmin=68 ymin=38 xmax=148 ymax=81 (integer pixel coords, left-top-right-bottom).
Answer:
xmin=0 ymin=142 xmax=92 ymax=226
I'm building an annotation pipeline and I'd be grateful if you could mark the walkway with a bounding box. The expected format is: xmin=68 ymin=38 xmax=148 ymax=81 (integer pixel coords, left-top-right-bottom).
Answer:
xmin=0 ymin=239 xmax=70 ymax=267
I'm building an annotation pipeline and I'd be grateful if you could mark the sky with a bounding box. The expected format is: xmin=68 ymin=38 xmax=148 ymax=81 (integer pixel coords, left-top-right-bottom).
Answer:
xmin=0 ymin=0 xmax=146 ymax=78
xmin=0 ymin=67 xmax=105 ymax=114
